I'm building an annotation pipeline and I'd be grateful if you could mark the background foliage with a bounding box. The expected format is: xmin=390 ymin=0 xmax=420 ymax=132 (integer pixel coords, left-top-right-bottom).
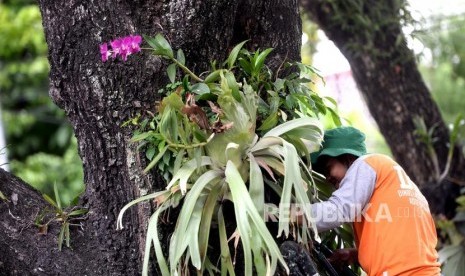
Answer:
xmin=417 ymin=13 xmax=465 ymax=140
xmin=414 ymin=11 xmax=465 ymax=273
xmin=0 ymin=0 xmax=83 ymax=205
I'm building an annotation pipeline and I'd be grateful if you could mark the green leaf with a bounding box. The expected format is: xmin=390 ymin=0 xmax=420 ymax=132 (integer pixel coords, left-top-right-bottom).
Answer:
xmin=250 ymin=228 xmax=266 ymax=274
xmin=223 ymin=71 xmax=241 ymax=102
xmin=456 ymin=196 xmax=465 ymax=207
xmin=155 ymin=34 xmax=173 ymax=58
xmin=274 ymin=78 xmax=285 ymax=91
xmin=191 ymin=83 xmax=210 ymax=95
xmin=182 ymin=75 xmax=191 ymax=91
xmin=130 ymin=131 xmax=153 ymax=143
xmin=241 ymin=83 xmax=258 ymax=123
xmin=313 ymin=95 xmax=328 ymax=115
xmin=284 ymin=135 xmax=310 ymax=161
xmin=218 ymin=208 xmax=236 ymax=276
xmin=186 ymin=194 xmax=207 ymax=270
xmin=173 ymin=149 xmax=185 ymax=175
xmin=144 ymin=34 xmax=174 ymax=58
xmin=169 ymin=170 xmax=222 ymax=271
xmin=54 ymin=182 xmax=61 ymax=210
xmin=284 ymin=127 xmax=326 ymax=144
xmin=441 ymin=245 xmax=465 ymax=276
xmin=225 ymin=161 xmax=288 ymax=275
xmin=149 ymin=121 xmax=156 ymax=130
xmin=143 ymin=34 xmax=159 ymax=49
xmin=198 ymin=184 xmax=222 ymax=272
xmin=204 ymin=70 xmax=221 ymax=83
xmin=158 ymin=140 xmax=166 ymax=152
xmin=292 ymin=94 xmax=315 ymax=114
xmin=143 ymin=144 xmax=169 ymax=173
xmin=255 ymin=155 xmax=285 ymax=176
xmin=280 ymin=140 xmax=317 ymax=239
xmin=254 ymin=48 xmax=273 ymax=73
xmin=204 ymin=257 xmax=220 ymax=276
xmin=439 ymin=244 xmax=463 ymax=263
xmin=167 ymin=63 xmax=177 ymax=83
xmin=328 ymin=108 xmax=342 ymax=126
xmin=239 ymin=58 xmax=252 ymax=75
xmin=196 ymin=92 xmax=217 ymax=102
xmin=43 ymin=193 xmax=58 ymax=209
xmin=442 ymin=248 xmax=465 ymax=276
xmin=163 ymin=150 xmax=171 ymax=165
xmin=162 ymin=93 xmax=184 ymax=111
xmin=143 ymin=205 xmax=170 ymax=276
xmin=226 ymin=40 xmax=248 ymax=69
xmin=324 ymin=96 xmax=338 ymax=106
xmin=277 ymin=142 xmax=296 ymax=238
xmin=160 ymin=108 xmax=178 ymax=142
xmin=65 ymin=222 xmax=70 ymax=248
xmin=58 ymin=223 xmax=65 ymax=251
xmin=225 ymin=164 xmax=253 ymax=275
xmin=117 ymin=190 xmax=171 ymax=230
xmin=166 ymin=156 xmax=213 ymax=194
xmin=258 ymin=112 xmax=278 ymax=131
xmin=263 ymin=117 xmax=323 ymax=139
xmin=145 ymin=146 xmax=156 ymax=160
xmin=68 ymin=209 xmax=88 ymax=216
xmin=177 ymin=49 xmax=186 ymax=65
xmin=248 ymin=155 xmax=264 ymax=216
xmin=0 ymin=190 xmax=6 ymax=201
xmin=193 ymin=129 xmax=208 ymax=142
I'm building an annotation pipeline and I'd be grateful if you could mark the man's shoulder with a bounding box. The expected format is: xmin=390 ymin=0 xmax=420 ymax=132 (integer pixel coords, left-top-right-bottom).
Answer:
xmin=359 ymin=153 xmax=397 ymax=168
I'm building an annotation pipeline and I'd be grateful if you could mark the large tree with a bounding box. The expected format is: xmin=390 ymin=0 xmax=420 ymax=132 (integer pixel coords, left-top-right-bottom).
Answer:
xmin=301 ymin=0 xmax=464 ymax=216
xmin=2 ymin=0 xmax=463 ymax=274
xmin=0 ymin=0 xmax=301 ymax=274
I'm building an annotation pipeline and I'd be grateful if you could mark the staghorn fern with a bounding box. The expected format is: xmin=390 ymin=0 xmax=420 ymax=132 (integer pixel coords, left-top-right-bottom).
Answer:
xmin=114 ymin=34 xmax=338 ymax=275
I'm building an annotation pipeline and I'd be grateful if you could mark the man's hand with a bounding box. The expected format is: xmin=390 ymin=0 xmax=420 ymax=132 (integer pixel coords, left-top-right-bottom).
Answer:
xmin=328 ymin=248 xmax=358 ymax=269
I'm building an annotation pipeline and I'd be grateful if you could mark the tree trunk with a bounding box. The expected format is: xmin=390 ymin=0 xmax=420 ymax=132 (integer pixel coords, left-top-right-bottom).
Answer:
xmin=1 ymin=0 xmax=301 ymax=274
xmin=301 ymin=0 xmax=464 ymax=216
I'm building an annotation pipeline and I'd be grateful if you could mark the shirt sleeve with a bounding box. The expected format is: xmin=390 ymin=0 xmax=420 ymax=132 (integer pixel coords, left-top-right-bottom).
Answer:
xmin=310 ymin=157 xmax=377 ymax=232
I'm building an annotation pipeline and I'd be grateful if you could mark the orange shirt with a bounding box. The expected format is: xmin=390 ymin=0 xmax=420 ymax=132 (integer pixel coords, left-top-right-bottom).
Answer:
xmin=354 ymin=154 xmax=440 ymax=275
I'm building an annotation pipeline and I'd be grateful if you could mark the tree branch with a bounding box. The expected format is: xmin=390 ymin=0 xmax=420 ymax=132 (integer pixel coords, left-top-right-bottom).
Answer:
xmin=0 ymin=169 xmax=87 ymax=275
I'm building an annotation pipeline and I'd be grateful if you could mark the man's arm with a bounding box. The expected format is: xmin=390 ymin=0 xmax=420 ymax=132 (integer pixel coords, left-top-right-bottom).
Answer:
xmin=310 ymin=158 xmax=377 ymax=232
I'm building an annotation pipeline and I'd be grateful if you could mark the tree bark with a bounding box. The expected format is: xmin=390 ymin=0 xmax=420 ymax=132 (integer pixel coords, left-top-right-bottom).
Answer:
xmin=301 ymin=0 xmax=464 ymax=215
xmin=1 ymin=0 xmax=301 ymax=274
xmin=0 ymin=169 xmax=93 ymax=275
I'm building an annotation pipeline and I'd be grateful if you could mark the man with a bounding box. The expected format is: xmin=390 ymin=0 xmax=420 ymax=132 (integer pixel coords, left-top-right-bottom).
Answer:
xmin=310 ymin=126 xmax=440 ymax=276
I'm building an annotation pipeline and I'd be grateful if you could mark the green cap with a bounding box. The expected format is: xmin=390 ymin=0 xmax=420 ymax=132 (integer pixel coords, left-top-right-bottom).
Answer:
xmin=311 ymin=126 xmax=367 ymax=164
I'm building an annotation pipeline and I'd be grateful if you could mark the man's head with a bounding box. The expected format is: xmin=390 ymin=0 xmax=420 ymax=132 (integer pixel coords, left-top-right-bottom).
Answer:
xmin=311 ymin=126 xmax=367 ymax=188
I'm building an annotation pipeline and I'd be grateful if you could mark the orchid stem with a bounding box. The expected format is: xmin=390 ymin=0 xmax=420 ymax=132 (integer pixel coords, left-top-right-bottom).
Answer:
xmin=171 ymin=58 xmax=204 ymax=82
xmin=141 ymin=47 xmax=204 ymax=82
